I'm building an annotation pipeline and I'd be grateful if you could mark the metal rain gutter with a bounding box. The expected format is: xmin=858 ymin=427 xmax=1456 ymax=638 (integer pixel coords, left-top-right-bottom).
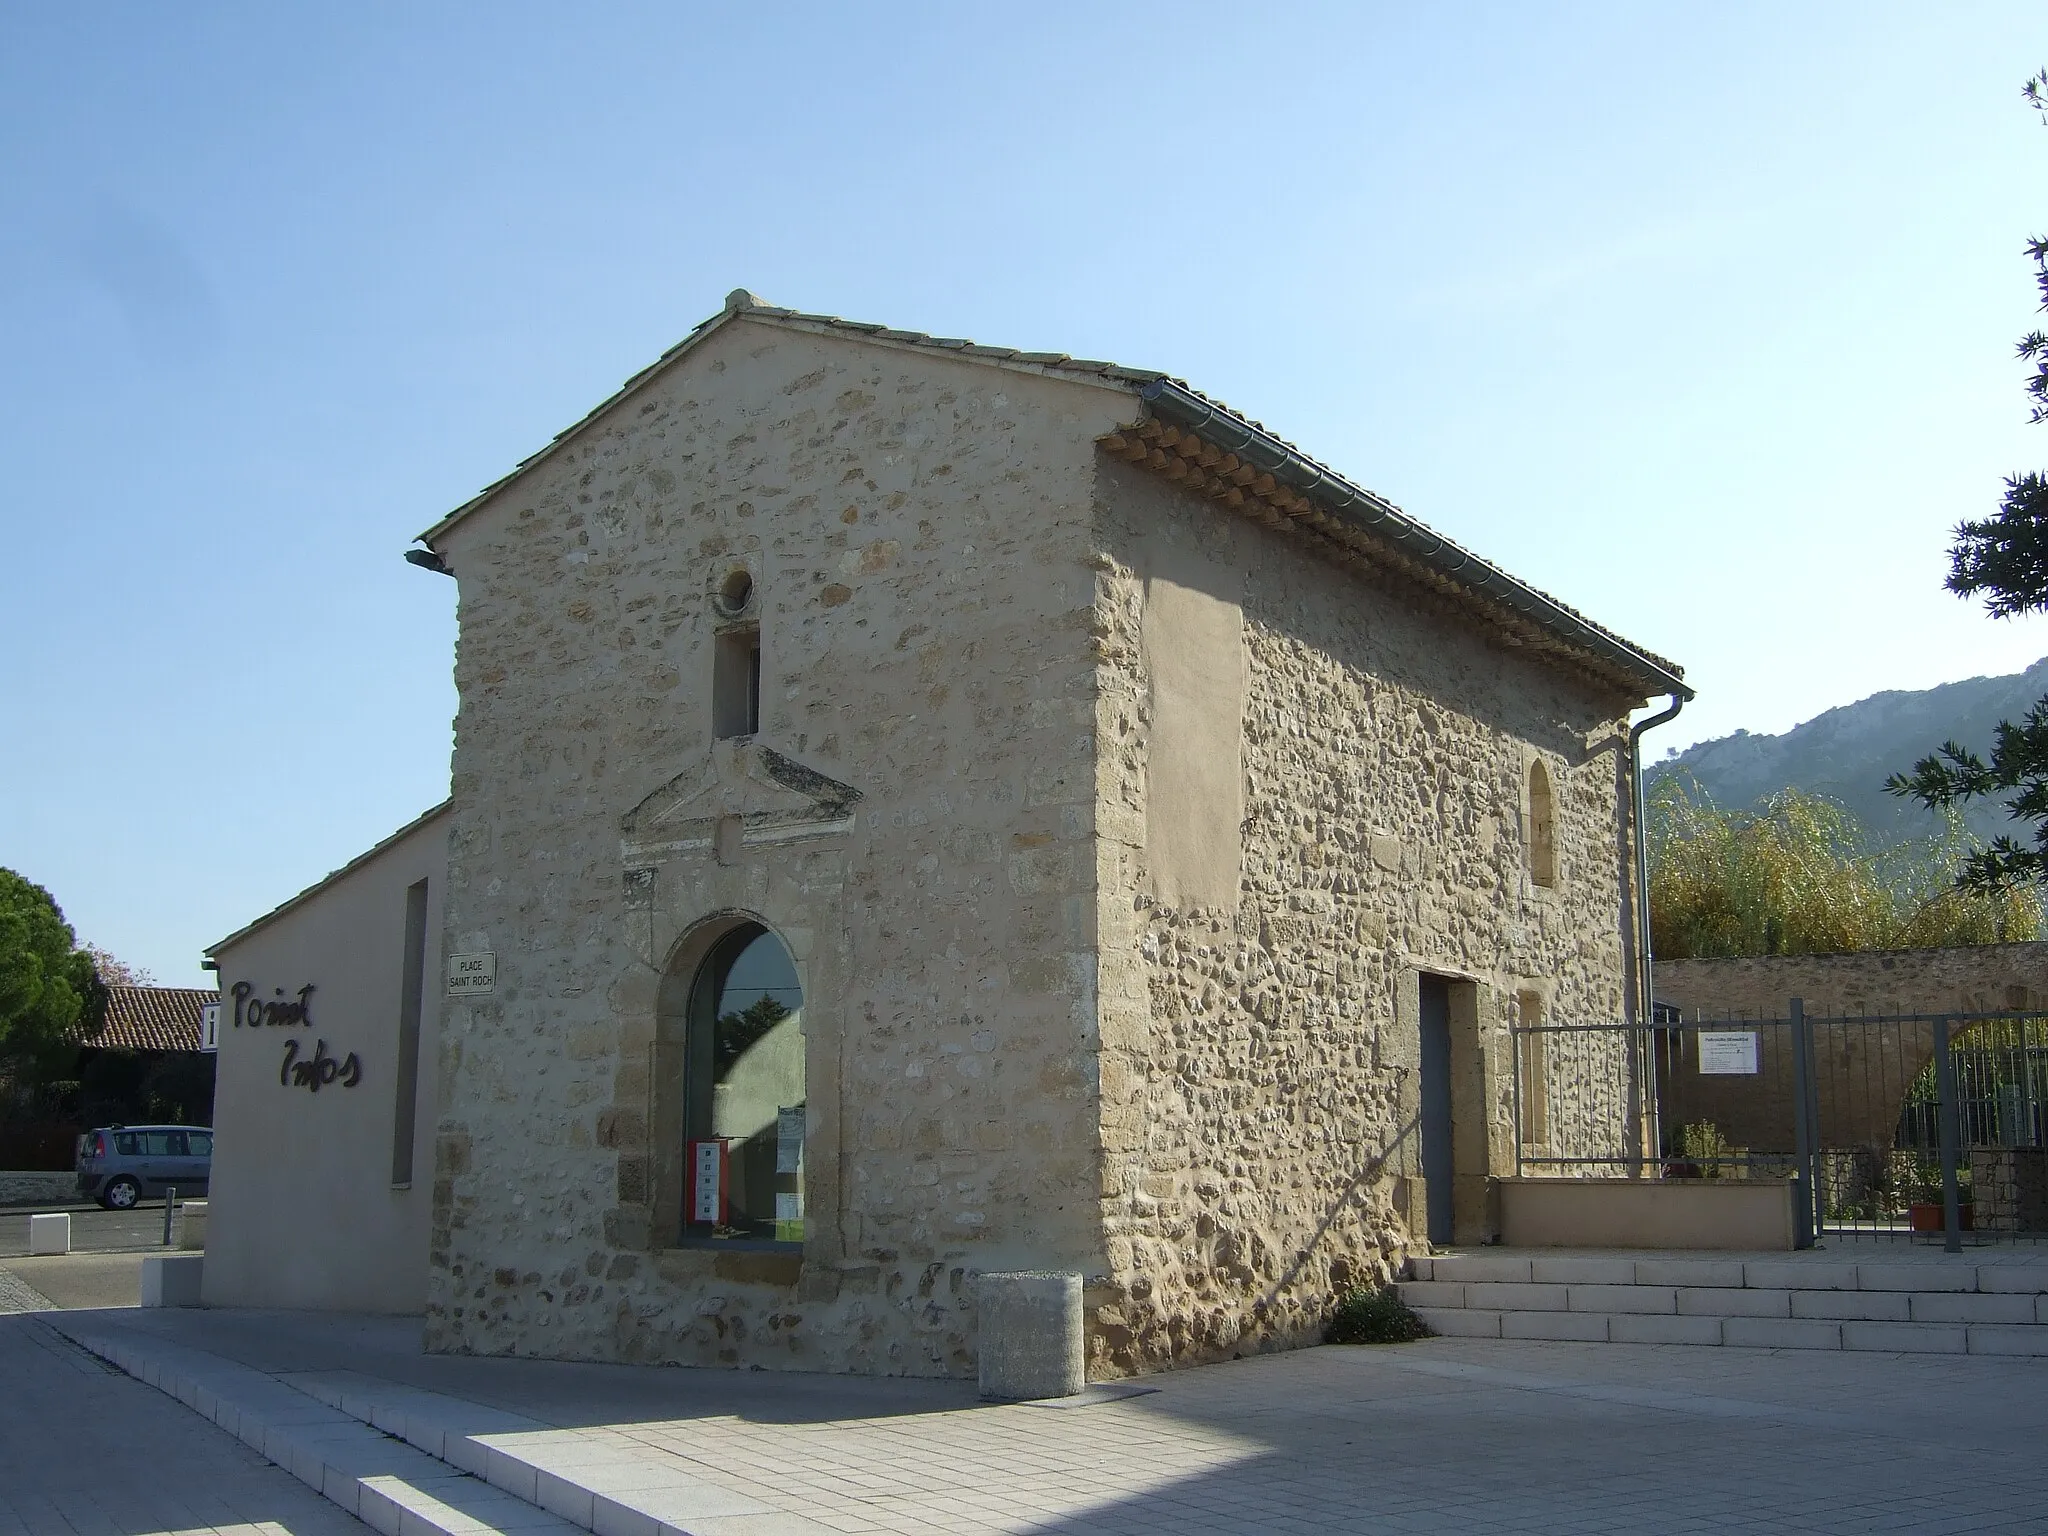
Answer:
xmin=1139 ymin=379 xmax=1693 ymax=700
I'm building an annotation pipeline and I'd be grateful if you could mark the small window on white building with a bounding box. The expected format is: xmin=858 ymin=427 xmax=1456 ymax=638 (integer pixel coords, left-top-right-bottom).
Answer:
xmin=1528 ymin=759 xmax=1557 ymax=888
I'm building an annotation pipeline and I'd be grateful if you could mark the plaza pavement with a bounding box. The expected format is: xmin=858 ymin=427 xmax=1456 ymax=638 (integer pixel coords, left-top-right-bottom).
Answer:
xmin=0 ymin=1311 xmax=369 ymax=1536
xmin=23 ymin=1301 xmax=2048 ymax=1535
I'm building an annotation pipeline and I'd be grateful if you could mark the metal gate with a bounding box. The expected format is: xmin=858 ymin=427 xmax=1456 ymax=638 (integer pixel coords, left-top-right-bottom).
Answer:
xmin=1512 ymin=1002 xmax=2048 ymax=1250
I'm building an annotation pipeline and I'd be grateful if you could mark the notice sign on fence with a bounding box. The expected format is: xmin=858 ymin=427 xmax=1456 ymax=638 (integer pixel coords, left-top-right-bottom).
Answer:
xmin=446 ymin=951 xmax=497 ymax=998
xmin=1698 ymin=1031 xmax=1761 ymax=1075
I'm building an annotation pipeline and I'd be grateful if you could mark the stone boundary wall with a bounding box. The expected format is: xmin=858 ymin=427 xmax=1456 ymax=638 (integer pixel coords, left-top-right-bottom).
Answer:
xmin=1656 ymin=944 xmax=2048 ymax=1021
xmin=0 ymin=1172 xmax=78 ymax=1207
xmin=1655 ymin=946 xmax=2048 ymax=1158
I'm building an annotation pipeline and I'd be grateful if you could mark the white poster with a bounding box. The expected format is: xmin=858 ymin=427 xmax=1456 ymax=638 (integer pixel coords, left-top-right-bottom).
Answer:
xmin=691 ymin=1141 xmax=722 ymax=1223
xmin=1698 ymin=1031 xmax=1761 ymax=1075
xmin=776 ymin=1106 xmax=805 ymax=1173
xmin=446 ymin=951 xmax=497 ymax=997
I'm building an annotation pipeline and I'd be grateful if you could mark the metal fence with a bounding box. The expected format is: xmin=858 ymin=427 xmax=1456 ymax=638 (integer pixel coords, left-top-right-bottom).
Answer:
xmin=1511 ymin=1003 xmax=2048 ymax=1249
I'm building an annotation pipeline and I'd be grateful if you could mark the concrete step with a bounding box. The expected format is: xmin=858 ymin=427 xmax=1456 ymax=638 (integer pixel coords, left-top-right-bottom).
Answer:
xmin=1399 ymin=1278 xmax=2048 ymax=1324
xmin=1409 ymin=1252 xmax=2048 ymax=1294
xmin=1409 ymin=1306 xmax=2048 ymax=1356
xmin=281 ymin=1368 xmax=808 ymax=1536
xmin=41 ymin=1313 xmax=828 ymax=1536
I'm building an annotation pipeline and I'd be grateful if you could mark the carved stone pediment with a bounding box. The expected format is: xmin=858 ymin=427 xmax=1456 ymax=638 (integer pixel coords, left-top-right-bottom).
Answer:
xmin=620 ymin=741 xmax=861 ymax=862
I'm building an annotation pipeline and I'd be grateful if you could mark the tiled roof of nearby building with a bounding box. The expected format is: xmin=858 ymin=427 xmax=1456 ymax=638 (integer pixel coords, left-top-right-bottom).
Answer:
xmin=81 ymin=986 xmax=218 ymax=1052
xmin=416 ymin=291 xmax=1688 ymax=701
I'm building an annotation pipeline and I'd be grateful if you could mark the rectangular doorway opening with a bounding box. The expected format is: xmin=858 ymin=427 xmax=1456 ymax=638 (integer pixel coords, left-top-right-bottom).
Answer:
xmin=1419 ymin=974 xmax=1455 ymax=1247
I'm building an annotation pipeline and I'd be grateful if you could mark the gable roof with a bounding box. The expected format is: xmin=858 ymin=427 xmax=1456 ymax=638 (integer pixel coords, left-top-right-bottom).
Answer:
xmin=206 ymin=801 xmax=452 ymax=959
xmin=80 ymin=986 xmax=218 ymax=1052
xmin=415 ymin=291 xmax=1688 ymax=701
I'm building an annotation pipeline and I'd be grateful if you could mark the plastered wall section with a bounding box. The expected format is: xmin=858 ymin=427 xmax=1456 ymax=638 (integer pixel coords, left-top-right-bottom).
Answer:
xmin=205 ymin=811 xmax=448 ymax=1312
xmin=427 ymin=320 xmax=1128 ymax=1376
xmin=1087 ymin=457 xmax=1645 ymax=1376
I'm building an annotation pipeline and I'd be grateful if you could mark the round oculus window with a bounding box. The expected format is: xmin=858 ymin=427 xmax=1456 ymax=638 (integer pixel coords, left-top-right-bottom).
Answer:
xmin=716 ymin=568 xmax=755 ymax=616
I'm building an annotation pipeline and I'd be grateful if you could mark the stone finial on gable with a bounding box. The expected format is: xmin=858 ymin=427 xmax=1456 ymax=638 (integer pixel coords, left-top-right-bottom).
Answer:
xmin=725 ymin=288 xmax=763 ymax=314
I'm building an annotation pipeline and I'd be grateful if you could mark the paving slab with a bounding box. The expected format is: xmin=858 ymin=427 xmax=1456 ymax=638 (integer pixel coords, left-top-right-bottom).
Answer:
xmin=1500 ymin=1310 xmax=1610 ymax=1341
xmin=1528 ymin=1256 xmax=1637 ymax=1285
xmin=1426 ymin=1253 xmax=1534 ymax=1283
xmin=1856 ymin=1263 xmax=1975 ymax=1294
xmin=1723 ymin=1317 xmax=1843 ymax=1350
xmin=1678 ymin=1286 xmax=1791 ymax=1318
xmin=1908 ymin=1292 xmax=2038 ymax=1325
xmin=1790 ymin=1291 xmax=1912 ymax=1322
xmin=1632 ymin=1257 xmax=1746 ymax=1288
xmin=1464 ymin=1281 xmax=1569 ymax=1311
xmin=0 ymin=1311 xmax=372 ymax=1535
xmin=1566 ymin=1284 xmax=1677 ymax=1314
xmin=31 ymin=1303 xmax=2048 ymax=1535
xmin=1968 ymin=1324 xmax=2048 ymax=1357
xmin=1841 ymin=1322 xmax=1968 ymax=1355
xmin=1608 ymin=1314 xmax=1724 ymax=1347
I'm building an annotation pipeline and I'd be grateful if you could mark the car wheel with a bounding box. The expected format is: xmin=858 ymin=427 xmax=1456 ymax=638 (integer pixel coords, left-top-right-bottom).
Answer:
xmin=100 ymin=1176 xmax=140 ymax=1211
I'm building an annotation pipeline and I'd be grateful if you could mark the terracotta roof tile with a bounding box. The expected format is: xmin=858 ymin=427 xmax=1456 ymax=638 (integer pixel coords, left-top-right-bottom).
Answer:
xmin=80 ymin=986 xmax=218 ymax=1053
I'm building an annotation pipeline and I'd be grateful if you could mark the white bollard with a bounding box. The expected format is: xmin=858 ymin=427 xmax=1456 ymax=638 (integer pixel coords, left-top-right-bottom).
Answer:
xmin=977 ymin=1270 xmax=1085 ymax=1401
xmin=177 ymin=1201 xmax=207 ymax=1251
xmin=140 ymin=1254 xmax=204 ymax=1307
xmin=28 ymin=1212 xmax=70 ymax=1255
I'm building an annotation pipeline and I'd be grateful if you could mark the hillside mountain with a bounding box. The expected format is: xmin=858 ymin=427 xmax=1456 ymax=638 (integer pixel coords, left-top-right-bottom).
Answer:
xmin=1648 ymin=657 xmax=2048 ymax=847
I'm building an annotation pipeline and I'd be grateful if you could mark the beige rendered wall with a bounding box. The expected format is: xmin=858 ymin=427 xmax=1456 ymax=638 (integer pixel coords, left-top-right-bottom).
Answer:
xmin=427 ymin=319 xmax=1127 ymax=1375
xmin=1088 ymin=456 xmax=1647 ymax=1376
xmin=204 ymin=811 xmax=448 ymax=1312
xmin=1499 ymin=1177 xmax=1794 ymax=1250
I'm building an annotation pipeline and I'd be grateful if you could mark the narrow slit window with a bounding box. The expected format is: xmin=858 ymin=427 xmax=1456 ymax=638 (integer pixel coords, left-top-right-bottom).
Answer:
xmin=1528 ymin=759 xmax=1557 ymax=888
xmin=713 ymin=626 xmax=761 ymax=739
xmin=1517 ymin=989 xmax=1548 ymax=1146
xmin=391 ymin=878 xmax=429 ymax=1187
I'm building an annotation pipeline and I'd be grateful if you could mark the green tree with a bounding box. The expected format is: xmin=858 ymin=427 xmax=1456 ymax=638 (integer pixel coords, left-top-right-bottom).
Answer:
xmin=0 ymin=869 xmax=98 ymax=1077
xmin=1890 ymin=71 xmax=2048 ymax=885
xmin=1649 ymin=780 xmax=2039 ymax=959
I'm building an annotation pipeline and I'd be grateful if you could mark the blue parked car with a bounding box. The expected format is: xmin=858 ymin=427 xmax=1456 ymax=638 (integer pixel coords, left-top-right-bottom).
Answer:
xmin=75 ymin=1125 xmax=213 ymax=1209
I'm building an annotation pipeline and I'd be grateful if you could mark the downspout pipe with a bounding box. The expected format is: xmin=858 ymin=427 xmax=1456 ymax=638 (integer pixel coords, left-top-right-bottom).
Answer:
xmin=1628 ymin=691 xmax=1687 ymax=1025
xmin=1629 ymin=690 xmax=1688 ymax=1174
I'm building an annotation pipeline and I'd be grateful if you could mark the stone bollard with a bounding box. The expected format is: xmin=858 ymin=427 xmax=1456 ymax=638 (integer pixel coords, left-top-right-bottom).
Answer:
xmin=177 ymin=1201 xmax=207 ymax=1251
xmin=977 ymin=1270 xmax=1084 ymax=1401
xmin=140 ymin=1254 xmax=204 ymax=1307
xmin=28 ymin=1212 xmax=70 ymax=1255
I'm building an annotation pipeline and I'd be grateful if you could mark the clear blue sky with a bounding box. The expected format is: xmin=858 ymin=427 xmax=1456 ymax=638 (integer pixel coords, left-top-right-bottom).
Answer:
xmin=4 ymin=4 xmax=2046 ymax=985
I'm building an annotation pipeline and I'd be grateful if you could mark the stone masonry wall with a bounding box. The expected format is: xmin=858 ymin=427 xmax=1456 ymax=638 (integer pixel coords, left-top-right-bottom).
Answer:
xmin=1657 ymin=945 xmax=2048 ymax=1020
xmin=426 ymin=316 xmax=1130 ymax=1376
xmin=1087 ymin=457 xmax=1645 ymax=1377
xmin=1656 ymin=946 xmax=2048 ymax=1156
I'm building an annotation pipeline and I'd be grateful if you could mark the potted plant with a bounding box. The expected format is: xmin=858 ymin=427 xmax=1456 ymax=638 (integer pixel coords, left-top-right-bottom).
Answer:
xmin=1907 ymin=1165 xmax=1974 ymax=1233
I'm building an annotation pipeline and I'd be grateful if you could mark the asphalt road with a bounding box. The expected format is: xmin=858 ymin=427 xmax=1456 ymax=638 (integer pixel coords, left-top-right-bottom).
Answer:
xmin=0 ymin=1203 xmax=179 ymax=1258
